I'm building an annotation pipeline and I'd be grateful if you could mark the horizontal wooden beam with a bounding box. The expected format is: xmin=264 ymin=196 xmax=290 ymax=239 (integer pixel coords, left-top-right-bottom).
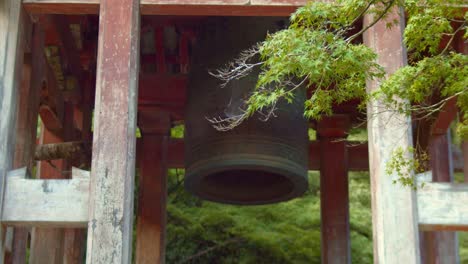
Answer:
xmin=5 ymin=168 xmax=468 ymax=230
xmin=23 ymin=0 xmax=307 ymax=15
xmin=2 ymin=167 xmax=89 ymax=228
xmin=30 ymin=138 xmax=464 ymax=172
xmin=417 ymin=175 xmax=468 ymax=231
xmin=138 ymin=74 xmax=186 ymax=106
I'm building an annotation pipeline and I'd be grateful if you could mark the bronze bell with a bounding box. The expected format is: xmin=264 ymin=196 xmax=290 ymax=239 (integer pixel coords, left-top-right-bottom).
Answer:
xmin=184 ymin=17 xmax=309 ymax=205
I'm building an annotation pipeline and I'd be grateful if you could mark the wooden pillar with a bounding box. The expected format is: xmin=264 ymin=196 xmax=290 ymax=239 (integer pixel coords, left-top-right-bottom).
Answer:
xmin=421 ymin=133 xmax=459 ymax=263
xmin=0 ymin=0 xmax=27 ymax=261
xmin=62 ymin=101 xmax=86 ymax=264
xmin=317 ymin=115 xmax=351 ymax=264
xmin=63 ymin=229 xmax=85 ymax=264
xmin=9 ymin=22 xmax=44 ymax=264
xmin=62 ymin=73 xmax=92 ymax=264
xmin=85 ymin=0 xmax=140 ymax=261
xmin=136 ymin=111 xmax=170 ymax=264
xmin=363 ymin=7 xmax=421 ymax=263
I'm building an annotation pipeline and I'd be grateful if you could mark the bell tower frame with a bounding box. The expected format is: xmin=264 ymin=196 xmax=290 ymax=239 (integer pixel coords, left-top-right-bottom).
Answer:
xmin=0 ymin=1 xmax=467 ymax=263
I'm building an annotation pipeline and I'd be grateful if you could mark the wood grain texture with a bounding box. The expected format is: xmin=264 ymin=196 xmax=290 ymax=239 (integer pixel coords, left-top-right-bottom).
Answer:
xmin=363 ymin=8 xmax=421 ymax=264
xmin=0 ymin=0 xmax=27 ymax=261
xmin=85 ymin=0 xmax=140 ymax=262
xmin=10 ymin=22 xmax=44 ymax=264
xmin=136 ymin=134 xmax=168 ymax=264
xmin=2 ymin=167 xmax=89 ymax=227
xmin=23 ymin=0 xmax=307 ymax=15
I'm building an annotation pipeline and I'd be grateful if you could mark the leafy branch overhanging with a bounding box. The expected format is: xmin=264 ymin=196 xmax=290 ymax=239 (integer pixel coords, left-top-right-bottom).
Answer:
xmin=209 ymin=0 xmax=467 ymax=137
xmin=208 ymin=0 xmax=467 ymax=186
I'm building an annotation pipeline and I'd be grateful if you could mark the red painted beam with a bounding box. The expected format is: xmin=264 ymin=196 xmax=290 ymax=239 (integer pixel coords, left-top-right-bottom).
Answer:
xmin=138 ymin=74 xmax=187 ymax=106
xmin=318 ymin=115 xmax=351 ymax=264
xmin=136 ymin=134 xmax=168 ymax=264
xmin=23 ymin=0 xmax=307 ymax=16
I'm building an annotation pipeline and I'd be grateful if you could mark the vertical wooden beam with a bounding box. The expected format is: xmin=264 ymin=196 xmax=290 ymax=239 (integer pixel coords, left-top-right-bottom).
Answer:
xmin=62 ymin=102 xmax=86 ymax=264
xmin=63 ymin=229 xmax=85 ymax=264
xmin=317 ymin=116 xmax=351 ymax=264
xmin=0 ymin=0 xmax=27 ymax=261
xmin=421 ymin=133 xmax=459 ymax=263
xmin=136 ymin=111 xmax=170 ymax=264
xmin=136 ymin=136 xmax=168 ymax=263
xmin=85 ymin=0 xmax=140 ymax=261
xmin=10 ymin=22 xmax=44 ymax=264
xmin=363 ymin=7 xmax=421 ymax=264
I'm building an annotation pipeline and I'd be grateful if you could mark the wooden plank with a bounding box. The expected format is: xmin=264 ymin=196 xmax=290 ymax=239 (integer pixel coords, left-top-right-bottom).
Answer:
xmin=2 ymin=167 xmax=89 ymax=227
xmin=318 ymin=116 xmax=350 ymax=264
xmin=10 ymin=22 xmax=44 ymax=264
xmin=421 ymin=133 xmax=459 ymax=263
xmin=36 ymin=138 xmax=463 ymax=172
xmin=0 ymin=0 xmax=27 ymax=260
xmin=63 ymin=229 xmax=86 ymax=264
xmin=136 ymin=135 xmax=168 ymax=264
xmin=85 ymin=0 xmax=140 ymax=261
xmin=23 ymin=0 xmax=306 ymax=15
xmin=418 ymin=181 xmax=468 ymax=231
xmin=136 ymin=111 xmax=170 ymax=264
xmin=363 ymin=8 xmax=421 ymax=263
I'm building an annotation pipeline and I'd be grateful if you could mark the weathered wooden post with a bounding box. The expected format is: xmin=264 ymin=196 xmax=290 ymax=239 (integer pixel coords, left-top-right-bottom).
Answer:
xmin=363 ymin=7 xmax=421 ymax=263
xmin=318 ymin=115 xmax=351 ymax=264
xmin=8 ymin=22 xmax=41 ymax=264
xmin=136 ymin=110 xmax=170 ymax=264
xmin=85 ymin=0 xmax=140 ymax=262
xmin=0 ymin=0 xmax=28 ymax=261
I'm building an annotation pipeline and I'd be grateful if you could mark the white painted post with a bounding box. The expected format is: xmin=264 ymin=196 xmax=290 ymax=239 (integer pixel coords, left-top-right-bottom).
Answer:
xmin=363 ymin=7 xmax=421 ymax=264
xmin=0 ymin=0 xmax=27 ymax=262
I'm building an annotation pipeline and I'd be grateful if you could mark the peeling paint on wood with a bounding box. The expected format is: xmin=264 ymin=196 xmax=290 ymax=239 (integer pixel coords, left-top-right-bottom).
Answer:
xmin=85 ymin=0 xmax=140 ymax=262
xmin=0 ymin=0 xmax=27 ymax=261
xmin=2 ymin=167 xmax=90 ymax=227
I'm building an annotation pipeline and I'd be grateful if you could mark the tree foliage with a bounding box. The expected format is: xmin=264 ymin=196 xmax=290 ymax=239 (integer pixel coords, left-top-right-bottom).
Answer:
xmin=209 ymin=0 xmax=467 ymax=186
xmin=210 ymin=0 xmax=467 ymax=138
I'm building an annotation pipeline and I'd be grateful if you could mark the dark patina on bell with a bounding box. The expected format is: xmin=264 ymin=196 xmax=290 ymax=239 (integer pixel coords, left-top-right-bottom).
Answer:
xmin=185 ymin=17 xmax=309 ymax=205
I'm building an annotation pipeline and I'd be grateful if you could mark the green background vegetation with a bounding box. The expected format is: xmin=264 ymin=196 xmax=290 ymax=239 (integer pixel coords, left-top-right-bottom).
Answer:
xmin=162 ymin=126 xmax=468 ymax=263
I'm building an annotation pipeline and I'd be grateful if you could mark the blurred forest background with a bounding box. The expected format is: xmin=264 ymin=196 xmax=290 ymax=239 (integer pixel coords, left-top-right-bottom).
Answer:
xmin=154 ymin=126 xmax=468 ymax=264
